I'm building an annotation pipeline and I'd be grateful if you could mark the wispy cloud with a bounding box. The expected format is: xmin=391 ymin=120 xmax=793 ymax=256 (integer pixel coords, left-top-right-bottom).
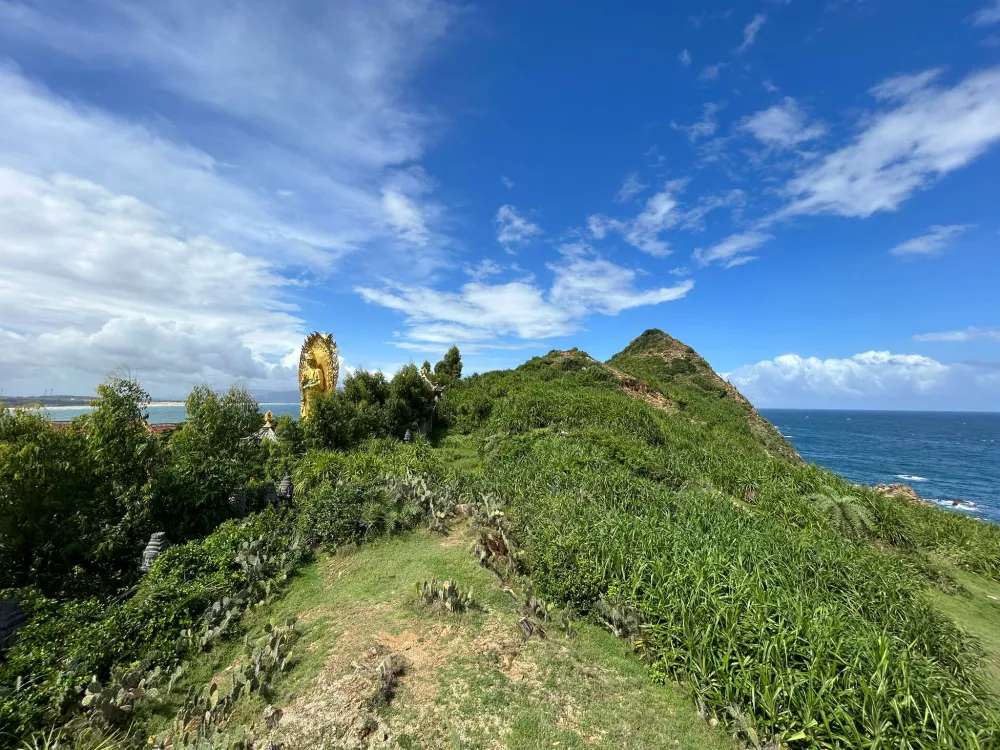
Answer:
xmin=740 ymin=97 xmax=827 ymax=149
xmin=357 ymin=249 xmax=694 ymax=349
xmin=914 ymin=327 xmax=1000 ymax=342
xmin=679 ymin=49 xmax=692 ymax=67
xmin=500 ymin=175 xmax=516 ymax=189
xmin=890 ymin=225 xmax=972 ymax=257
xmin=495 ymin=204 xmax=542 ymax=250
xmin=698 ymin=63 xmax=727 ymax=82
xmin=615 ymin=172 xmax=648 ymax=203
xmin=672 ymin=103 xmax=722 ymax=142
xmin=737 ymin=14 xmax=767 ymax=54
xmin=972 ymin=1 xmax=1000 ymax=26
xmin=782 ymin=66 xmax=1000 ymax=219
xmin=588 ymin=180 xmax=688 ymax=257
xmin=693 ymin=231 xmax=773 ymax=268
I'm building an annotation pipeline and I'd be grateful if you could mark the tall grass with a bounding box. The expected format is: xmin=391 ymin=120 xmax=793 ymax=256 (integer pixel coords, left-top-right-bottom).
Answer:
xmin=438 ymin=344 xmax=1000 ymax=747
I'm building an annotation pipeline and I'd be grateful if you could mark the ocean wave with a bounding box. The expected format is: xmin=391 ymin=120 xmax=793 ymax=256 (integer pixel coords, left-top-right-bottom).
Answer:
xmin=896 ymin=474 xmax=928 ymax=482
xmin=929 ymin=498 xmax=978 ymax=513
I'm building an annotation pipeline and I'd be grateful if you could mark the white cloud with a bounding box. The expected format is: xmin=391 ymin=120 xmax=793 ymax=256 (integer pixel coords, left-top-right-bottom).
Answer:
xmin=740 ymin=98 xmax=827 ymax=149
xmin=972 ymin=1 xmax=1000 ymax=26
xmin=762 ymin=79 xmax=779 ymax=93
xmin=737 ymin=14 xmax=766 ymax=54
xmin=356 ymin=251 xmax=693 ymax=349
xmin=495 ymin=204 xmax=542 ymax=250
xmin=782 ymin=66 xmax=1000 ymax=218
xmin=0 ymin=1 xmax=453 ymax=167
xmin=615 ymin=172 xmax=648 ymax=202
xmin=0 ymin=0 xmax=458 ymax=393
xmin=699 ymin=63 xmax=727 ymax=82
xmin=914 ymin=327 xmax=1000 ymax=342
xmin=500 ymin=175 xmax=516 ymax=189
xmin=694 ymin=231 xmax=773 ymax=267
xmin=673 ymin=103 xmax=721 ymax=142
xmin=889 ymin=224 xmax=972 ymax=256
xmin=0 ymin=168 xmax=301 ymax=395
xmin=588 ymin=181 xmax=687 ymax=257
xmin=549 ymin=258 xmax=694 ymax=315
xmin=679 ymin=49 xmax=692 ymax=67
xmin=382 ymin=189 xmax=430 ymax=245
xmin=725 ymin=351 xmax=953 ymax=407
xmin=463 ymin=258 xmax=505 ymax=281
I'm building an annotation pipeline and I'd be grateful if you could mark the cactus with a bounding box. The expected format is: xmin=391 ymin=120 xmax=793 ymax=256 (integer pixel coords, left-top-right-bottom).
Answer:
xmin=416 ymin=578 xmax=475 ymax=614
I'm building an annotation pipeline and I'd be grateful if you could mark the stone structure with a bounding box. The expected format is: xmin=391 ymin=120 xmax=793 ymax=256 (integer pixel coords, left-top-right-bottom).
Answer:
xmin=140 ymin=532 xmax=170 ymax=573
xmin=278 ymin=475 xmax=294 ymax=504
xmin=403 ymin=429 xmax=413 ymax=444
xmin=298 ymin=332 xmax=339 ymax=420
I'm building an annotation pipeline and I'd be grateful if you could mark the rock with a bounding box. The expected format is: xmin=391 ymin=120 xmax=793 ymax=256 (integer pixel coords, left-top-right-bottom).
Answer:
xmin=874 ymin=483 xmax=933 ymax=507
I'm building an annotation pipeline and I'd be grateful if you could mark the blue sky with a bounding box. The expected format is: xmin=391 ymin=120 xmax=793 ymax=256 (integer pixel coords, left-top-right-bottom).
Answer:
xmin=0 ymin=0 xmax=998 ymax=410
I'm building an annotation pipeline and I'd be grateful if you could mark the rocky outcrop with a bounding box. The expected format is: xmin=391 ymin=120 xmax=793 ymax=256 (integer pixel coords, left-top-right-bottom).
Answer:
xmin=874 ymin=483 xmax=934 ymax=507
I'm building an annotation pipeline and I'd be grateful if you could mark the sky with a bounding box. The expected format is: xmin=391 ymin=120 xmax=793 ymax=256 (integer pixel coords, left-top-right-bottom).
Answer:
xmin=0 ymin=0 xmax=998 ymax=410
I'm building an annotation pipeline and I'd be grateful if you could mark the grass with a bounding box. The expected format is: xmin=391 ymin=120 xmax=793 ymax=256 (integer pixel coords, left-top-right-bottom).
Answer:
xmin=142 ymin=526 xmax=731 ymax=749
xmin=434 ymin=333 xmax=1000 ymax=747
xmin=929 ymin=565 xmax=1000 ymax=693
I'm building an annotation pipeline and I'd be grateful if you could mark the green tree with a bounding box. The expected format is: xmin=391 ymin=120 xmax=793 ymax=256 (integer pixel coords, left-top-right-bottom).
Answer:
xmin=302 ymin=391 xmax=360 ymax=451
xmin=433 ymin=346 xmax=462 ymax=387
xmin=388 ymin=364 xmax=435 ymax=436
xmin=0 ymin=408 xmax=96 ymax=593
xmin=161 ymin=385 xmax=265 ymax=536
xmin=82 ymin=375 xmax=161 ymax=574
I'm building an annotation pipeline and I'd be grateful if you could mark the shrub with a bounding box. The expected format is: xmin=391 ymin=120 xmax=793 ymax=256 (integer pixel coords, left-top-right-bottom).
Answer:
xmin=157 ymin=385 xmax=266 ymax=539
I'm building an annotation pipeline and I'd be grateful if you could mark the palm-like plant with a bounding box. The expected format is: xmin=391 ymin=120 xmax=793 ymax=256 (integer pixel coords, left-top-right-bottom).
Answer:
xmin=807 ymin=492 xmax=876 ymax=540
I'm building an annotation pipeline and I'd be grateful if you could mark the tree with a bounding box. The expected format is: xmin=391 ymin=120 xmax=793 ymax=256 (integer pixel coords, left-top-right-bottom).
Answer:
xmin=162 ymin=385 xmax=265 ymax=536
xmin=83 ymin=375 xmax=161 ymax=570
xmin=388 ymin=364 xmax=435 ymax=435
xmin=343 ymin=370 xmax=390 ymax=408
xmin=302 ymin=391 xmax=361 ymax=451
xmin=0 ymin=407 xmax=96 ymax=593
xmin=433 ymin=346 xmax=462 ymax=387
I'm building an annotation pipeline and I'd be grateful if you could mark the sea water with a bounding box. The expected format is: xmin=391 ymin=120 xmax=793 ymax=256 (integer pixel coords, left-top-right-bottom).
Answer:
xmin=39 ymin=402 xmax=301 ymax=423
xmin=761 ymin=409 xmax=1000 ymax=523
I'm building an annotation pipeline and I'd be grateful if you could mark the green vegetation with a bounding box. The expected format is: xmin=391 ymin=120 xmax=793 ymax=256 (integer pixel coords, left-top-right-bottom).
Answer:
xmin=2 ymin=330 xmax=999 ymax=749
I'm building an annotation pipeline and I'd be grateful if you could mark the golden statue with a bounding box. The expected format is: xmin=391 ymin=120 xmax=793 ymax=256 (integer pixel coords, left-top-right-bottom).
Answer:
xmin=298 ymin=332 xmax=339 ymax=419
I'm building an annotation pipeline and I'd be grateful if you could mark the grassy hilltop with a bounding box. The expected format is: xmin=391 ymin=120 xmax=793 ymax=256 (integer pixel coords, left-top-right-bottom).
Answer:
xmin=3 ymin=330 xmax=1000 ymax=749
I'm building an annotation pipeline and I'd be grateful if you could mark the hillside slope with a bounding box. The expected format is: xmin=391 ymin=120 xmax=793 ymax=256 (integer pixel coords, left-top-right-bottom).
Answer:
xmin=142 ymin=526 xmax=732 ymax=749
xmin=7 ymin=330 xmax=1000 ymax=750
xmin=607 ymin=329 xmax=799 ymax=463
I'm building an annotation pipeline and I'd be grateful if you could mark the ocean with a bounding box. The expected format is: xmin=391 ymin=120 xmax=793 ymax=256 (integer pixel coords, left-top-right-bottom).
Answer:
xmin=761 ymin=409 xmax=1000 ymax=523
xmin=40 ymin=402 xmax=301 ymax=423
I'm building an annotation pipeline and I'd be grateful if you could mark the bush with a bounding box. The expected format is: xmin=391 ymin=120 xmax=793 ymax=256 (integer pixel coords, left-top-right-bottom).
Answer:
xmin=0 ymin=508 xmax=302 ymax=742
xmin=158 ymin=385 xmax=266 ymax=538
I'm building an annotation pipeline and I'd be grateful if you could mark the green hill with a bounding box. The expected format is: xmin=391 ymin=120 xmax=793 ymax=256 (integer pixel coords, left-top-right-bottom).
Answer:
xmin=3 ymin=330 xmax=1000 ymax=749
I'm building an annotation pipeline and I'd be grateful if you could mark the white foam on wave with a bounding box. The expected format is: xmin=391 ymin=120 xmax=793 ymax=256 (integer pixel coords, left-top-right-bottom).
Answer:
xmin=929 ymin=498 xmax=977 ymax=513
xmin=896 ymin=474 xmax=928 ymax=482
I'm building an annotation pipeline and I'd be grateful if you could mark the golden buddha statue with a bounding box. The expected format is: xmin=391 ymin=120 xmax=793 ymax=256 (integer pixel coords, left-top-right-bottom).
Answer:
xmin=298 ymin=332 xmax=339 ymax=419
